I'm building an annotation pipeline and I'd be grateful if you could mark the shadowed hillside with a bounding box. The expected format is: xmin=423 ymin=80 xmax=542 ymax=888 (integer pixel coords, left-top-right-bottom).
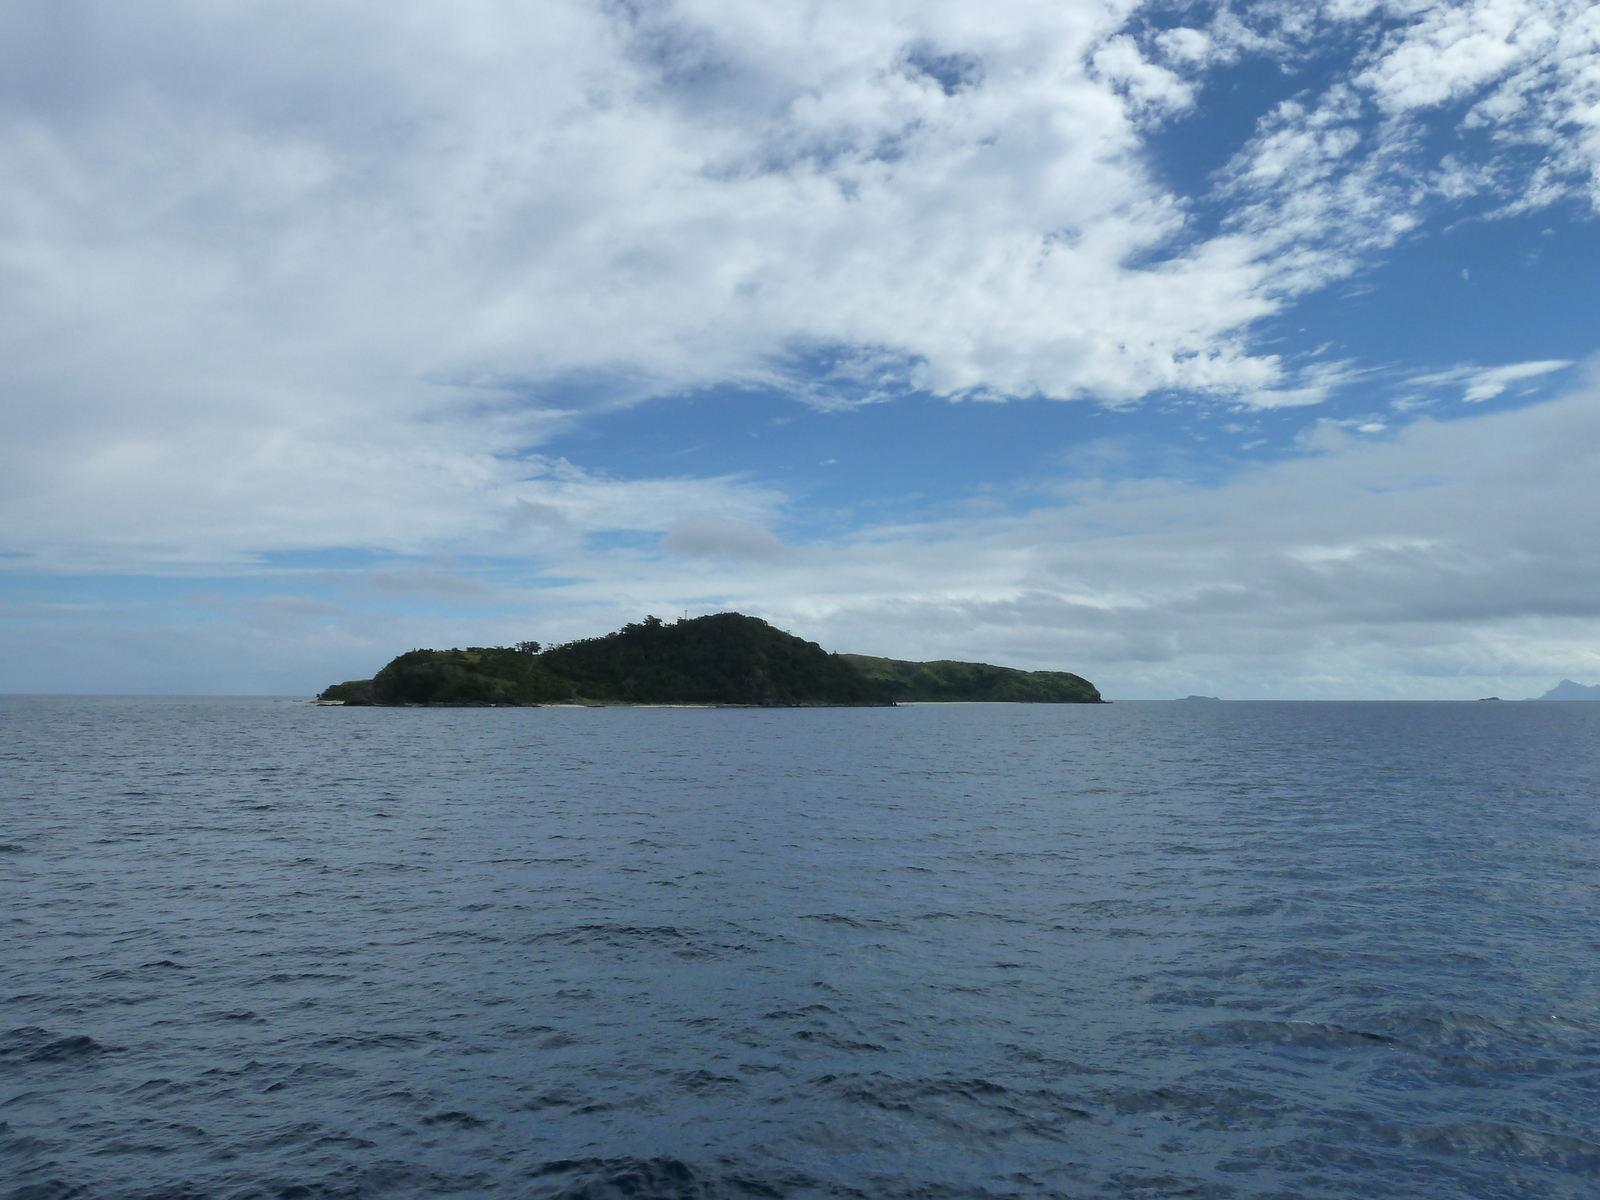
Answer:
xmin=838 ymin=654 xmax=1102 ymax=704
xmin=322 ymin=613 xmax=892 ymax=707
xmin=322 ymin=645 xmax=571 ymax=707
xmin=538 ymin=613 xmax=890 ymax=706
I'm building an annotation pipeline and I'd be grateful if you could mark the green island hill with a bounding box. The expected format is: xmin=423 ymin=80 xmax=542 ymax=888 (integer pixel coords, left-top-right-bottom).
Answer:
xmin=837 ymin=653 xmax=1101 ymax=704
xmin=317 ymin=612 xmax=1103 ymax=707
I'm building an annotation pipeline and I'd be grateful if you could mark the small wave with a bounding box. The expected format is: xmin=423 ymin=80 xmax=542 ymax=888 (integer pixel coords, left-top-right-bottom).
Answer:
xmin=1192 ymin=1020 xmax=1397 ymax=1050
xmin=0 ymin=1029 xmax=116 ymax=1064
xmin=673 ymin=1069 xmax=746 ymax=1096
xmin=1060 ymin=899 xmax=1171 ymax=920
xmin=0 ymin=1122 xmax=50 ymax=1158
xmin=128 ymin=1078 xmax=192 ymax=1099
xmin=526 ymin=924 xmax=690 ymax=946
xmin=818 ymin=1073 xmax=1094 ymax=1141
xmin=1196 ymin=896 xmax=1293 ymax=918
xmin=6 ymin=1183 xmax=92 ymax=1200
xmin=1396 ymin=1121 xmax=1600 ymax=1173
xmin=269 ymin=1159 xmax=491 ymax=1199
xmin=308 ymin=1032 xmax=442 ymax=1051
xmin=424 ymin=929 xmax=505 ymax=944
xmin=28 ymin=1037 xmax=112 ymax=1063
xmin=286 ymin=1062 xmax=360 ymax=1081
xmin=793 ymin=1030 xmax=888 ymax=1052
xmin=761 ymin=1004 xmax=836 ymax=1020
xmin=1097 ymin=1084 xmax=1289 ymax=1131
xmin=1389 ymin=1006 xmax=1600 ymax=1054
xmin=528 ymin=1157 xmax=789 ymax=1200
xmin=517 ymin=923 xmax=761 ymax=960
xmin=420 ymin=1110 xmax=490 ymax=1129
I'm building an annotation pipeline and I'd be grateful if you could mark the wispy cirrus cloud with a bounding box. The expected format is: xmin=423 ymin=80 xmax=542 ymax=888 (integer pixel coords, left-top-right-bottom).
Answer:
xmin=1406 ymin=358 xmax=1573 ymax=403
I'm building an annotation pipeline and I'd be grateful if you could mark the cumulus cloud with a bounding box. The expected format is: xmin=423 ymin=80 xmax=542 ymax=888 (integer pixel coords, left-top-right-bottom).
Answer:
xmin=0 ymin=0 xmax=1323 ymax=572
xmin=2 ymin=0 xmax=1594 ymax=577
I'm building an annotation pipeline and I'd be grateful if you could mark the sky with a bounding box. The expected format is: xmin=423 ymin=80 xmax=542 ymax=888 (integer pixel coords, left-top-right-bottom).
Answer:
xmin=3 ymin=0 xmax=1600 ymax=699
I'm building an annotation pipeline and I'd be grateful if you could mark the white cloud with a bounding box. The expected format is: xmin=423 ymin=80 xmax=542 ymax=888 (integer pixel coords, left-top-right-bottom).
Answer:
xmin=1460 ymin=359 xmax=1574 ymax=401
xmin=1354 ymin=0 xmax=1551 ymax=111
xmin=661 ymin=519 xmax=793 ymax=561
xmin=5 ymin=0 xmax=1459 ymax=578
xmin=1091 ymin=33 xmax=1196 ymax=114
xmin=1153 ymin=27 xmax=1217 ymax=67
xmin=1201 ymin=0 xmax=1600 ymax=222
xmin=0 ymin=1 xmax=1586 ymax=576
xmin=9 ymin=383 xmax=1600 ymax=697
xmin=1407 ymin=357 xmax=1572 ymax=402
xmin=1359 ymin=0 xmax=1600 ymax=213
xmin=0 ymin=0 xmax=1327 ymax=573
xmin=0 ymin=424 xmax=785 ymax=572
xmin=1234 ymin=359 xmax=1364 ymax=409
xmin=354 ymin=569 xmax=499 ymax=599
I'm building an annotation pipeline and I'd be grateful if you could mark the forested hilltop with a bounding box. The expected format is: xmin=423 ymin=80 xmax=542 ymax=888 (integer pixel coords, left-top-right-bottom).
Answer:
xmin=318 ymin=612 xmax=1102 ymax=707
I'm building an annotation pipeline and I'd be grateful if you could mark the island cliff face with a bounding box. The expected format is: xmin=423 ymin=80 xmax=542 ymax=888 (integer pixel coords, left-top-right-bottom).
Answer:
xmin=319 ymin=612 xmax=1103 ymax=707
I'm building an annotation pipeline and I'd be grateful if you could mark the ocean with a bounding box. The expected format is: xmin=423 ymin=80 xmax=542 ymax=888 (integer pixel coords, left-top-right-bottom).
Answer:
xmin=2 ymin=696 xmax=1598 ymax=1199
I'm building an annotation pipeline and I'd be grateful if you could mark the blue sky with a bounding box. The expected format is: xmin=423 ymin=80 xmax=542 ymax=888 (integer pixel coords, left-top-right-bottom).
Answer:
xmin=3 ymin=0 xmax=1600 ymax=697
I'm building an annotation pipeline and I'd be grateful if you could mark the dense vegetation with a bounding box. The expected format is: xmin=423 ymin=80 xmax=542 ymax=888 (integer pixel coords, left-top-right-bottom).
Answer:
xmin=322 ymin=613 xmax=892 ymax=706
xmin=342 ymin=646 xmax=570 ymax=706
xmin=318 ymin=613 xmax=1103 ymax=706
xmin=536 ymin=613 xmax=889 ymax=705
xmin=838 ymin=653 xmax=1102 ymax=703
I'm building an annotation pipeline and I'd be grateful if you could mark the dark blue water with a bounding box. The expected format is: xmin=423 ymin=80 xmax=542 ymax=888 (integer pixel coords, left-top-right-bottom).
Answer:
xmin=3 ymin=698 xmax=1599 ymax=1199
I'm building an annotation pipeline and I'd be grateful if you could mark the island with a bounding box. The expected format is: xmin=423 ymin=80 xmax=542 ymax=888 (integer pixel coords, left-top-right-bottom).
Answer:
xmin=1529 ymin=680 xmax=1600 ymax=701
xmin=318 ymin=612 xmax=1103 ymax=707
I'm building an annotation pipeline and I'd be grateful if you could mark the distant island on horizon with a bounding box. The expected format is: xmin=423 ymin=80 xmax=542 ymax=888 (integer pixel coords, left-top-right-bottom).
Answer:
xmin=1528 ymin=679 xmax=1600 ymax=701
xmin=317 ymin=612 xmax=1104 ymax=708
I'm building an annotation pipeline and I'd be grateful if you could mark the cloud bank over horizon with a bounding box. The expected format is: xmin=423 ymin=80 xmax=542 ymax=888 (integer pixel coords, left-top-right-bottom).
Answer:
xmin=3 ymin=0 xmax=1599 ymax=697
